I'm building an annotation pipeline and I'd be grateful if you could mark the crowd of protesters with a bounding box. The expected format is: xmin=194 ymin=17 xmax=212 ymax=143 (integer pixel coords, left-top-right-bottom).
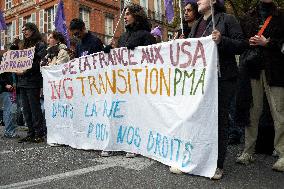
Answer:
xmin=0 ymin=0 xmax=283 ymax=180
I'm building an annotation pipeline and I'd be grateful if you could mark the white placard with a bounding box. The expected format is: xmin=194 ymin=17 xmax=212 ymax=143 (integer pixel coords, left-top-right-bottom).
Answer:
xmin=0 ymin=47 xmax=35 ymax=73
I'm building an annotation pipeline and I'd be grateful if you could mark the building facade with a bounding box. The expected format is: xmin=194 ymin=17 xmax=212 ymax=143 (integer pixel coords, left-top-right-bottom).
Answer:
xmin=129 ymin=0 xmax=174 ymax=41
xmin=0 ymin=0 xmax=122 ymax=48
xmin=0 ymin=0 xmax=173 ymax=49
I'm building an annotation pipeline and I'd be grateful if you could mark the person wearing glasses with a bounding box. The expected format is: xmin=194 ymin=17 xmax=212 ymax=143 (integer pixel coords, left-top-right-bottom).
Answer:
xmin=17 ymin=23 xmax=47 ymax=143
xmin=69 ymin=18 xmax=103 ymax=58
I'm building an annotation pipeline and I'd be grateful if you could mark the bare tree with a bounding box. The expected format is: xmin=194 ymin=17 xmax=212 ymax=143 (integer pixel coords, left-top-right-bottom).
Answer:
xmin=227 ymin=0 xmax=284 ymax=19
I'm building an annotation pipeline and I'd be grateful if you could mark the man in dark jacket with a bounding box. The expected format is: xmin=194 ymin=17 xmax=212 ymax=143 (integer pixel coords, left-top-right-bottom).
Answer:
xmin=186 ymin=0 xmax=247 ymax=179
xmin=175 ymin=1 xmax=201 ymax=39
xmin=102 ymin=3 xmax=156 ymax=158
xmin=69 ymin=18 xmax=103 ymax=58
xmin=236 ymin=0 xmax=284 ymax=172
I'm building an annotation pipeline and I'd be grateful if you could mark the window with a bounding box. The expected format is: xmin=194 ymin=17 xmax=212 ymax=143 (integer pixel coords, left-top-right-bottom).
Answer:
xmin=46 ymin=7 xmax=55 ymax=32
xmin=31 ymin=13 xmax=36 ymax=24
xmin=25 ymin=15 xmax=32 ymax=24
xmin=154 ymin=0 xmax=162 ymax=21
xmin=18 ymin=17 xmax=23 ymax=39
xmin=37 ymin=5 xmax=57 ymax=33
xmin=39 ymin=10 xmax=45 ymax=33
xmin=46 ymin=5 xmax=58 ymax=33
xmin=79 ymin=7 xmax=90 ymax=31
xmin=104 ymin=16 xmax=114 ymax=44
xmin=5 ymin=0 xmax=13 ymax=10
xmin=5 ymin=21 xmax=16 ymax=45
xmin=24 ymin=13 xmax=36 ymax=26
xmin=140 ymin=0 xmax=148 ymax=13
xmin=6 ymin=23 xmax=12 ymax=45
xmin=1 ymin=31 xmax=5 ymax=50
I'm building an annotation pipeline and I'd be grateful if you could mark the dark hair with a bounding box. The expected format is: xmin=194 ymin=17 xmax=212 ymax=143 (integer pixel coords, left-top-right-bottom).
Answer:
xmin=69 ymin=18 xmax=85 ymax=30
xmin=10 ymin=44 xmax=19 ymax=50
xmin=214 ymin=0 xmax=226 ymax=13
xmin=70 ymin=37 xmax=78 ymax=47
xmin=10 ymin=38 xmax=21 ymax=50
xmin=185 ymin=2 xmax=201 ymax=20
xmin=124 ymin=4 xmax=152 ymax=31
xmin=23 ymin=22 xmax=42 ymax=48
xmin=41 ymin=32 xmax=50 ymax=43
xmin=50 ymin=31 xmax=67 ymax=45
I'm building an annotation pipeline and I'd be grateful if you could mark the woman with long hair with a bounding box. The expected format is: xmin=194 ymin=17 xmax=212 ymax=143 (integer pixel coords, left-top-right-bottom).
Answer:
xmin=17 ymin=22 xmax=47 ymax=143
xmin=102 ymin=3 xmax=156 ymax=158
xmin=41 ymin=31 xmax=70 ymax=66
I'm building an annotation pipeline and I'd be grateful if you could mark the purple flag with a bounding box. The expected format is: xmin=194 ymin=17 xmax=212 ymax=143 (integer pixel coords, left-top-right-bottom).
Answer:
xmin=151 ymin=26 xmax=162 ymax=37
xmin=218 ymin=0 xmax=224 ymax=5
xmin=54 ymin=0 xmax=70 ymax=47
xmin=164 ymin=0 xmax=174 ymax=23
xmin=0 ymin=10 xmax=7 ymax=30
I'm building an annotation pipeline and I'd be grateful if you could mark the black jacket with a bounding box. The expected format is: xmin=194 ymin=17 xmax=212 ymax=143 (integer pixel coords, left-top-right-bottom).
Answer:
xmin=17 ymin=41 xmax=47 ymax=88
xmin=190 ymin=12 xmax=248 ymax=81
xmin=0 ymin=73 xmax=14 ymax=93
xmin=177 ymin=22 xmax=193 ymax=39
xmin=76 ymin=31 xmax=104 ymax=58
xmin=240 ymin=4 xmax=284 ymax=87
xmin=117 ymin=24 xmax=156 ymax=49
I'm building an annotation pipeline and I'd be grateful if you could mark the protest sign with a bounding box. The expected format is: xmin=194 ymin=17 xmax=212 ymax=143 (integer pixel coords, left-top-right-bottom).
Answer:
xmin=41 ymin=36 xmax=218 ymax=178
xmin=0 ymin=47 xmax=35 ymax=73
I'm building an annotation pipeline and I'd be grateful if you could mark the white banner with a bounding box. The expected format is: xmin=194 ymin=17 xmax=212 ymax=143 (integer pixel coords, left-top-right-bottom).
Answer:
xmin=0 ymin=47 xmax=35 ymax=73
xmin=42 ymin=36 xmax=218 ymax=178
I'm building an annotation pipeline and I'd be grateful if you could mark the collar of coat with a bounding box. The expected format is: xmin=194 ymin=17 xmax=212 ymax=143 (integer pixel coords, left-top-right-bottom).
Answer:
xmin=190 ymin=12 xmax=225 ymax=37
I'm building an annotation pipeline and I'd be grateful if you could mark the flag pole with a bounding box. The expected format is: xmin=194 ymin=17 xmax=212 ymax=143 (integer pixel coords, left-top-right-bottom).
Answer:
xmin=110 ymin=0 xmax=132 ymax=43
xmin=110 ymin=7 xmax=126 ymax=43
xmin=210 ymin=0 xmax=216 ymax=30
xmin=210 ymin=0 xmax=221 ymax=77
xmin=179 ymin=0 xmax=184 ymax=35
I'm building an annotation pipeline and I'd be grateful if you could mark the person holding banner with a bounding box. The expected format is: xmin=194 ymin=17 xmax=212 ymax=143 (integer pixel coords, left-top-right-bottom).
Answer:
xmin=103 ymin=3 xmax=156 ymax=53
xmin=17 ymin=23 xmax=47 ymax=143
xmin=118 ymin=4 xmax=156 ymax=49
xmin=236 ymin=0 xmax=284 ymax=172
xmin=175 ymin=1 xmax=201 ymax=39
xmin=41 ymin=31 xmax=70 ymax=66
xmin=69 ymin=18 xmax=104 ymax=58
xmin=102 ymin=3 xmax=156 ymax=158
xmin=183 ymin=0 xmax=246 ymax=179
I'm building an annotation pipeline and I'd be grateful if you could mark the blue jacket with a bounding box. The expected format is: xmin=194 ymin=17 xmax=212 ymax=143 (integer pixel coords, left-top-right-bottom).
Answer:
xmin=75 ymin=31 xmax=104 ymax=58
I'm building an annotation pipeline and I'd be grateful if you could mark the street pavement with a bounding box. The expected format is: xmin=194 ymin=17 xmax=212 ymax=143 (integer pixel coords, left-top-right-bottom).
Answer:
xmin=0 ymin=126 xmax=283 ymax=189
